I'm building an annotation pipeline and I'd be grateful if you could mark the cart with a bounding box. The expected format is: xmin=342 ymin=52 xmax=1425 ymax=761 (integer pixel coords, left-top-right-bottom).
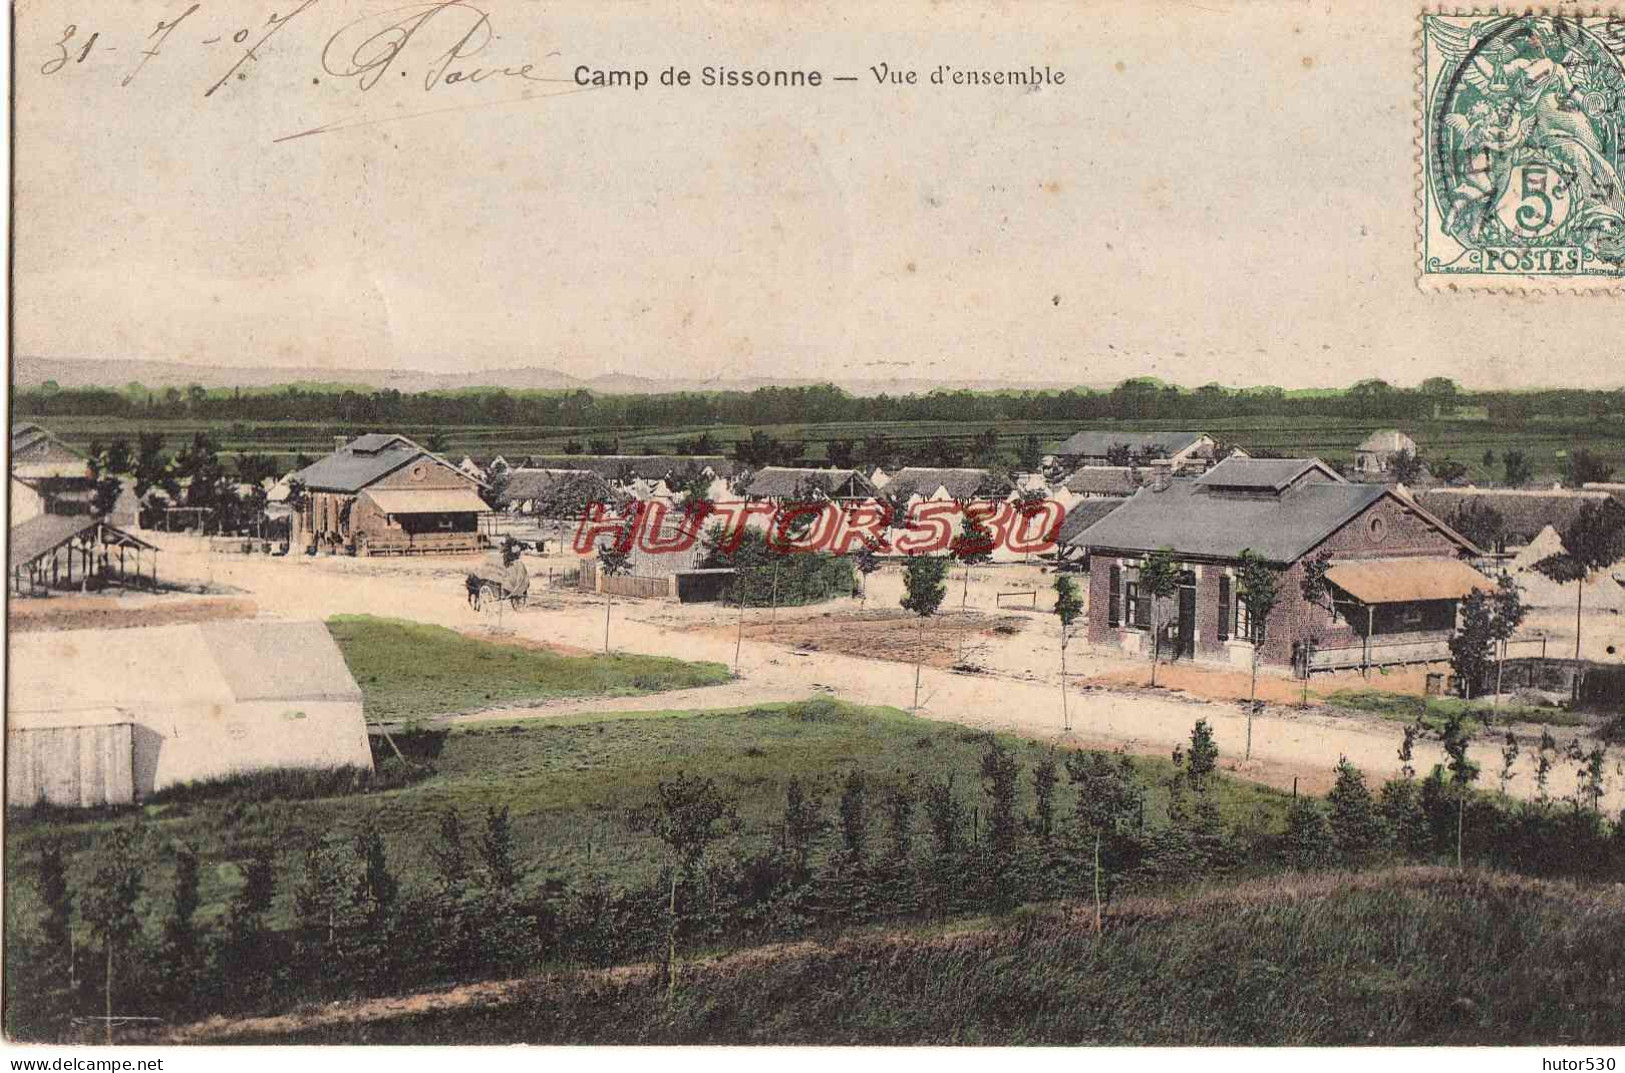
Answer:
xmin=466 ymin=557 xmax=530 ymax=611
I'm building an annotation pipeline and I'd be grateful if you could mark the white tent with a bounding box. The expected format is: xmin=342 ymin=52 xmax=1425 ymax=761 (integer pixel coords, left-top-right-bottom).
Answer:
xmin=1512 ymin=525 xmax=1566 ymax=572
xmin=7 ymin=620 xmax=371 ymax=807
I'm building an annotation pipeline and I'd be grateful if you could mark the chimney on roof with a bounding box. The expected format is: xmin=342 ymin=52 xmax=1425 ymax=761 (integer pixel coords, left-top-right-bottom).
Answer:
xmin=334 ymin=436 xmax=348 ymax=454
xmin=1151 ymin=474 xmax=1172 ymax=493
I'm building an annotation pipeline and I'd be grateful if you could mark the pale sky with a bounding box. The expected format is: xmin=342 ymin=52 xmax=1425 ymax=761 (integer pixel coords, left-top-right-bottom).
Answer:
xmin=12 ymin=0 xmax=1624 ymax=389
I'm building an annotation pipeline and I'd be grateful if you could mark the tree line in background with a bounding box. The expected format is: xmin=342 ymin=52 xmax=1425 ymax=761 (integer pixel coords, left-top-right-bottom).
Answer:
xmin=16 ymin=376 xmax=1625 ymax=433
xmin=6 ymin=711 xmax=1620 ymax=1043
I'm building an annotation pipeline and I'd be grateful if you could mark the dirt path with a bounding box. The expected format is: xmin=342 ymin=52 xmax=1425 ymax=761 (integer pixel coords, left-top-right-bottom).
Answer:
xmin=146 ymin=541 xmax=1625 ymax=811
xmin=150 ymin=865 xmax=1618 ymax=1044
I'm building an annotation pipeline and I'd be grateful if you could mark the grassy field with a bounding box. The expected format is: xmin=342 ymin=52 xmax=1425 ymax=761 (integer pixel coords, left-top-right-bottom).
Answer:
xmin=1323 ymin=688 xmax=1590 ymax=733
xmin=221 ymin=867 xmax=1625 ymax=1045
xmin=25 ymin=413 xmax=1625 ymax=486
xmin=3 ymin=696 xmax=1291 ymax=941
xmin=327 ymin=615 xmax=731 ymax=722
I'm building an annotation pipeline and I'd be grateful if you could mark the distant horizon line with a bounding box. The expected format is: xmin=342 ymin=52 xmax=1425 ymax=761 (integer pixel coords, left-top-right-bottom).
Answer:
xmin=10 ymin=354 xmax=1623 ymax=396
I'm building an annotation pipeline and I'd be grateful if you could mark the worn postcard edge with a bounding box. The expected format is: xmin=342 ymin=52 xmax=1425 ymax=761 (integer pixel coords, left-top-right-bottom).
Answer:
xmin=1415 ymin=5 xmax=1625 ymax=295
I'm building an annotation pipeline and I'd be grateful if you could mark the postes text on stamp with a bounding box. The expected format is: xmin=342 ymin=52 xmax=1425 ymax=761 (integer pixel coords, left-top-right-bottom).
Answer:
xmin=1420 ymin=13 xmax=1625 ymax=291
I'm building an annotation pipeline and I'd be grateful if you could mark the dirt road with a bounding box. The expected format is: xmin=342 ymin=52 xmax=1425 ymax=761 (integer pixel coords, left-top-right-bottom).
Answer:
xmin=146 ymin=540 xmax=1623 ymax=809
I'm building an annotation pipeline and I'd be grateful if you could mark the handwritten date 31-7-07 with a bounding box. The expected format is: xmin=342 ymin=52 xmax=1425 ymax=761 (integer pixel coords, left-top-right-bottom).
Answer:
xmin=38 ymin=1 xmax=560 ymax=99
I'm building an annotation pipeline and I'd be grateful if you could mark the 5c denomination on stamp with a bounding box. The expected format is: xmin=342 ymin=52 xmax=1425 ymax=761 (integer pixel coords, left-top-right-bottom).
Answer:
xmin=1419 ymin=13 xmax=1625 ymax=291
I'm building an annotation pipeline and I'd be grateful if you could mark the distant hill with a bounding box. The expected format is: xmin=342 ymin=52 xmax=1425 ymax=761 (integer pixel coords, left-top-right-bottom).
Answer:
xmin=11 ymin=355 xmax=1104 ymax=398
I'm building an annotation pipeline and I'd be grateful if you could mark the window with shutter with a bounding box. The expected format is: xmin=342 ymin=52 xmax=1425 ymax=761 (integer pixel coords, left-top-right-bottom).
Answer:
xmin=1137 ymin=589 xmax=1151 ymax=629
xmin=1218 ymin=575 xmax=1231 ymax=641
xmin=1108 ymin=565 xmax=1121 ymax=627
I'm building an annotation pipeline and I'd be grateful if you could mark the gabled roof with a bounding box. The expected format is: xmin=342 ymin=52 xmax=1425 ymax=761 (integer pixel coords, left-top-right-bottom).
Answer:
xmin=8 ymin=515 xmax=154 ymax=573
xmin=1194 ymin=457 xmax=1343 ymax=492
xmin=1079 ymin=478 xmax=1409 ymax=563
xmin=1414 ymin=487 xmax=1625 ymax=544
xmin=1061 ymin=466 xmax=1144 ymax=496
xmin=1055 ymin=430 xmax=1208 ymax=458
xmin=885 ymin=467 xmax=1013 ymax=501
xmin=291 ymin=435 xmax=477 ymax=493
xmin=745 ymin=467 xmax=875 ymax=499
xmin=518 ymin=455 xmax=736 ymax=481
xmin=1356 ymin=429 xmax=1416 ymax=453
xmin=1058 ymin=497 xmax=1128 ymax=545
xmin=500 ymin=468 xmax=627 ymax=513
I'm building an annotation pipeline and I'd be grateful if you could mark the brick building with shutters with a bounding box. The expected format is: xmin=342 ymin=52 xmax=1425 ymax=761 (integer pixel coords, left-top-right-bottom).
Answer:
xmin=1076 ymin=457 xmax=1488 ymax=677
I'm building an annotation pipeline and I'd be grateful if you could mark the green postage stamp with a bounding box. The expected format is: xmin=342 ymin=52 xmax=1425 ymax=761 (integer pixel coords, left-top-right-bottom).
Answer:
xmin=1419 ymin=12 xmax=1625 ymax=290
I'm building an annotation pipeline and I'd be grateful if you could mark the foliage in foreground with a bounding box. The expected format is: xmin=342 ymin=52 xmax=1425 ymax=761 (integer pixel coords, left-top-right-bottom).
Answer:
xmin=229 ymin=868 xmax=1625 ymax=1046
xmin=5 ymin=702 xmax=1621 ymax=1043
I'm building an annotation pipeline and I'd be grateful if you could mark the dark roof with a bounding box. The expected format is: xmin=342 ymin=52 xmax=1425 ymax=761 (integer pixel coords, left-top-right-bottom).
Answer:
xmin=292 ymin=436 xmax=476 ymax=493
xmin=1078 ymin=478 xmax=1406 ymax=563
xmin=1194 ymin=457 xmax=1342 ymax=492
xmin=518 ymin=455 xmax=736 ymax=481
xmin=8 ymin=516 xmax=154 ymax=572
xmin=886 ymin=467 xmax=1013 ymax=500
xmin=745 ymin=467 xmax=875 ymax=499
xmin=1055 ymin=430 xmax=1208 ymax=459
xmin=501 ymin=468 xmax=627 ymax=514
xmin=1415 ymin=488 xmax=1625 ymax=544
xmin=1058 ymin=497 xmax=1128 ymax=545
xmin=1062 ymin=466 xmax=1144 ymax=496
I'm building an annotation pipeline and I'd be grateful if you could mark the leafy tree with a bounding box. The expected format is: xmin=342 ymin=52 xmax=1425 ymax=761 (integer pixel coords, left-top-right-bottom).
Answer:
xmin=1389 ymin=448 xmax=1423 ymax=485
xmin=1487 ymin=571 xmax=1527 ymax=708
xmin=949 ymin=508 xmax=996 ymax=660
xmin=1283 ymin=797 xmax=1336 ymax=871
xmin=82 ymin=827 xmax=145 ymax=1042
xmin=825 ymin=438 xmax=856 ymax=469
xmin=900 ymin=554 xmax=949 ymax=710
xmin=1449 ymin=588 xmax=1496 ymax=700
xmin=1183 ymin=719 xmax=1219 ymax=798
xmin=1054 ymin=574 xmax=1083 ymax=731
xmin=853 ymin=536 xmax=884 ymax=604
xmin=1502 ymin=449 xmax=1533 ymax=488
xmin=837 ymin=769 xmax=870 ymax=860
xmin=1017 ymin=433 xmax=1044 ymax=472
xmin=979 ymin=739 xmax=1024 ymax=910
xmin=1327 ymin=758 xmax=1385 ymax=864
xmin=1535 ymin=727 xmax=1558 ymax=805
xmin=922 ymin=775 xmax=967 ymax=918
xmin=104 ymin=438 xmax=134 ymax=476
xmin=1105 ymin=443 xmax=1134 ymax=467
xmin=155 ymin=844 xmax=204 ymax=1009
xmin=431 ymin=808 xmax=469 ymax=891
xmin=1564 ymin=447 xmax=1614 ymax=488
xmin=1482 ymin=448 xmax=1497 ymax=469
xmin=1297 ymin=549 xmax=1334 ymax=705
xmin=1534 ymin=502 xmax=1625 ymax=691
xmin=1030 ymin=748 xmax=1059 ymax=842
xmin=1431 ymin=457 xmax=1469 ymax=484
xmin=480 ymin=805 xmax=519 ymax=891
xmin=1450 ymin=500 xmax=1506 ymax=553
xmin=1138 ymin=547 xmax=1182 ymax=688
xmin=782 ymin=775 xmax=825 ymax=880
xmin=31 ymin=841 xmax=77 ymax=1031
xmin=596 ymin=518 xmax=635 ymax=653
xmin=626 ymin=772 xmax=738 ymax=999
xmin=1437 ymin=712 xmax=1479 ymax=868
xmin=1498 ymin=731 xmax=1521 ymax=797
xmin=1234 ymin=549 xmax=1281 ymax=748
xmin=92 ymin=476 xmax=122 ymax=519
xmin=133 ymin=432 xmax=168 ymax=498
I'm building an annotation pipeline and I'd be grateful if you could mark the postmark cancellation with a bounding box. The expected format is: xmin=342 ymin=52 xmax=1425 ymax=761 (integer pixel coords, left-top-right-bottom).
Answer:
xmin=1418 ymin=11 xmax=1625 ymax=291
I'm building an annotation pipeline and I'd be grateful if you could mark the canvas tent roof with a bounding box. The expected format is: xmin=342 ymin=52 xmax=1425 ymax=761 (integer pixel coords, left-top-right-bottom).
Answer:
xmin=885 ymin=467 xmax=1013 ymax=500
xmin=1062 ymin=467 xmax=1143 ymax=496
xmin=745 ymin=467 xmax=875 ymax=499
xmin=1055 ymin=430 xmax=1207 ymax=458
xmin=1323 ymin=559 xmax=1492 ymax=604
xmin=1357 ymin=429 xmax=1416 ymax=453
xmin=361 ymin=488 xmax=491 ymax=515
xmin=1511 ymin=525 xmax=1567 ymax=570
xmin=518 ymin=455 xmax=737 ymax=481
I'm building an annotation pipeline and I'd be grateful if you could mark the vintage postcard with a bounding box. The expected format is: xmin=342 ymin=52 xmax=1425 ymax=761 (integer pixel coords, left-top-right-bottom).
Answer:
xmin=5 ymin=0 xmax=1624 ymax=1056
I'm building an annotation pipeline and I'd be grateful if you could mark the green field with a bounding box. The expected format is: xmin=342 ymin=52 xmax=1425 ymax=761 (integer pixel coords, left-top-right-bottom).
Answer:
xmin=232 ymin=867 xmax=1625 ymax=1046
xmin=327 ymin=615 xmax=731 ymax=722
xmin=25 ymin=413 xmax=1625 ymax=487
xmin=2 ymin=695 xmax=1291 ymax=940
